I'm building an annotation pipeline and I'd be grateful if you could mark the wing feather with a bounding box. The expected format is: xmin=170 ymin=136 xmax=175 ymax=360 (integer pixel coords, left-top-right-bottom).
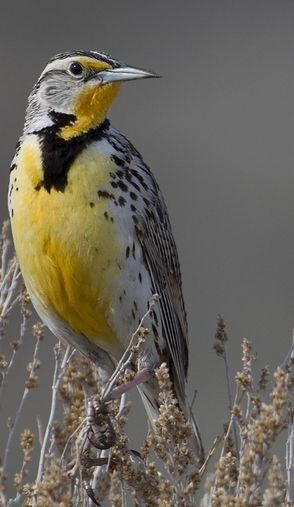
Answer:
xmin=135 ymin=165 xmax=189 ymax=399
xmin=107 ymin=126 xmax=189 ymax=399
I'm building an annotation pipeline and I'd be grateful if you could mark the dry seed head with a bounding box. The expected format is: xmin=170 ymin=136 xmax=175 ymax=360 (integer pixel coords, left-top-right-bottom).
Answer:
xmin=27 ymin=359 xmax=41 ymax=372
xmin=138 ymin=326 xmax=149 ymax=337
xmin=235 ymin=371 xmax=252 ymax=391
xmin=258 ymin=366 xmax=270 ymax=391
xmin=214 ymin=452 xmax=237 ymax=491
xmin=25 ymin=376 xmax=39 ymax=389
xmin=20 ymin=289 xmax=32 ymax=317
xmin=20 ymin=429 xmax=34 ymax=452
xmin=32 ymin=322 xmax=45 ymax=339
xmin=0 ymin=354 xmax=8 ymax=369
xmin=262 ymin=455 xmax=286 ymax=505
xmin=241 ymin=337 xmax=255 ymax=366
xmin=214 ymin=315 xmax=229 ymax=357
xmin=10 ymin=340 xmax=22 ymax=350
xmin=155 ymin=363 xmax=172 ymax=391
xmin=28 ymin=461 xmax=72 ymax=506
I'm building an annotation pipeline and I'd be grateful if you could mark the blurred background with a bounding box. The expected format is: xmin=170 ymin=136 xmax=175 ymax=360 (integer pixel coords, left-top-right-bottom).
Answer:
xmin=1 ymin=0 xmax=294 ymax=488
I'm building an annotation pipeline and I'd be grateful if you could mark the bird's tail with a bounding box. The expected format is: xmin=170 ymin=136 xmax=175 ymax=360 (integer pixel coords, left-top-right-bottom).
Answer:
xmin=137 ymin=377 xmax=204 ymax=467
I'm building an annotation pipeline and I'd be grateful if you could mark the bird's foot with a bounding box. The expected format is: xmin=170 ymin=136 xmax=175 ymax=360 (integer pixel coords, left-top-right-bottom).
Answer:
xmin=86 ymin=396 xmax=116 ymax=450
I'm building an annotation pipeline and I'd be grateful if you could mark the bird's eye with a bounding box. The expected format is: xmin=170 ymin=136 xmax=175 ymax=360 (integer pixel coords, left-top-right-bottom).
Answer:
xmin=68 ymin=62 xmax=84 ymax=77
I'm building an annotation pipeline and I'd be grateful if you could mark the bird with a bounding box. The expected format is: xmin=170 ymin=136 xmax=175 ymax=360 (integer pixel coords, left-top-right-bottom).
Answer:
xmin=8 ymin=50 xmax=203 ymax=461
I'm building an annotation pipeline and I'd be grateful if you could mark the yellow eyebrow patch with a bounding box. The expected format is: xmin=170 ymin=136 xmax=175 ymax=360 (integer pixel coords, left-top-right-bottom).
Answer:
xmin=74 ymin=56 xmax=111 ymax=72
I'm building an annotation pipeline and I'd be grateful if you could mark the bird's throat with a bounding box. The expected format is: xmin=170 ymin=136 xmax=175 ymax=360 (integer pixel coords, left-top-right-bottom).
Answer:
xmin=59 ymin=82 xmax=120 ymax=140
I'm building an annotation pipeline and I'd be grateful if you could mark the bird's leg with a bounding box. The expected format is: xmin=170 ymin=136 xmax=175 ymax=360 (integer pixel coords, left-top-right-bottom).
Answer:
xmin=80 ymin=436 xmax=109 ymax=468
xmin=87 ymin=397 xmax=116 ymax=450
xmin=103 ymin=366 xmax=151 ymax=402
xmin=77 ymin=367 xmax=152 ymax=472
xmin=83 ymin=367 xmax=152 ymax=452
xmin=76 ymin=368 xmax=152 ymax=503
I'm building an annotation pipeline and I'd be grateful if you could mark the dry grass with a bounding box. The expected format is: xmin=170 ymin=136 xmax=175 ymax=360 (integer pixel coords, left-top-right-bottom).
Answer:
xmin=0 ymin=222 xmax=293 ymax=507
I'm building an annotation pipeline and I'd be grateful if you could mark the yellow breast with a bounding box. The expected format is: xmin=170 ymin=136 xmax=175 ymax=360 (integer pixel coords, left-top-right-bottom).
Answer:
xmin=10 ymin=135 xmax=122 ymax=357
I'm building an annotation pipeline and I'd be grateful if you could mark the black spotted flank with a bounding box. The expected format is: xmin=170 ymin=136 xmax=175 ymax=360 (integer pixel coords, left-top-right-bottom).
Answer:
xmin=9 ymin=163 xmax=17 ymax=173
xmin=111 ymin=154 xmax=125 ymax=167
xmin=138 ymin=272 xmax=142 ymax=283
xmin=125 ymin=171 xmax=133 ymax=183
xmin=130 ymin=168 xmax=149 ymax=190
xmin=15 ymin=140 xmax=22 ymax=157
xmin=128 ymin=177 xmax=140 ymax=191
xmin=117 ymin=180 xmax=128 ymax=192
xmin=89 ymin=202 xmax=95 ymax=207
xmin=118 ymin=196 xmax=126 ymax=207
xmin=132 ymin=214 xmax=139 ymax=225
xmin=130 ymin=192 xmax=137 ymax=201
xmin=126 ymin=246 xmax=130 ymax=258
xmin=97 ymin=190 xmax=115 ymax=200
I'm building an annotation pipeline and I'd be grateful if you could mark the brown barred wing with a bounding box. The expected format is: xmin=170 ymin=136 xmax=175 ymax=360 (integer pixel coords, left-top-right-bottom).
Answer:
xmin=136 ymin=184 xmax=189 ymax=403
xmin=106 ymin=126 xmax=189 ymax=401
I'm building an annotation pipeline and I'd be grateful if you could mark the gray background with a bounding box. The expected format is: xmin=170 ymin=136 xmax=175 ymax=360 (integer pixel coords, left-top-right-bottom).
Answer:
xmin=1 ymin=0 xmax=294 ymax=485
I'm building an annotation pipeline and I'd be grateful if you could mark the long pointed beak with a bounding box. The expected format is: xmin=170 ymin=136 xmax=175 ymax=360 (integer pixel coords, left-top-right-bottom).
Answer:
xmin=97 ymin=66 xmax=160 ymax=85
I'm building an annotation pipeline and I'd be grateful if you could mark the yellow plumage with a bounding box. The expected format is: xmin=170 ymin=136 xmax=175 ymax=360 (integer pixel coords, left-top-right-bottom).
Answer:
xmin=11 ymin=135 xmax=122 ymax=356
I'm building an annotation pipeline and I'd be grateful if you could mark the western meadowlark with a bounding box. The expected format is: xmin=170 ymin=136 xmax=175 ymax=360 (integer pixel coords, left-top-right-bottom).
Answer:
xmin=8 ymin=50 xmax=203 ymax=460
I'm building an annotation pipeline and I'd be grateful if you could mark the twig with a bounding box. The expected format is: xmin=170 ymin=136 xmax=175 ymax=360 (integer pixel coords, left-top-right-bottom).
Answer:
xmin=0 ymin=309 xmax=28 ymax=402
xmin=220 ymin=386 xmax=239 ymax=463
xmin=0 ymin=260 xmax=20 ymax=337
xmin=199 ymin=435 xmax=222 ymax=478
xmin=2 ymin=332 xmax=42 ymax=473
xmin=286 ymin=417 xmax=294 ymax=505
xmin=222 ymin=345 xmax=240 ymax=457
xmin=35 ymin=342 xmax=72 ymax=484
xmin=280 ymin=333 xmax=294 ymax=369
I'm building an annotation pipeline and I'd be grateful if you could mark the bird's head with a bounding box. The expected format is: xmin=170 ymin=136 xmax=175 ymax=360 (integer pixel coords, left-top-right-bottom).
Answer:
xmin=24 ymin=50 xmax=159 ymax=139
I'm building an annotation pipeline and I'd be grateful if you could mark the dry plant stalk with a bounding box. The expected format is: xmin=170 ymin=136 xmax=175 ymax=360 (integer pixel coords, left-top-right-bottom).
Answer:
xmin=0 ymin=223 xmax=293 ymax=507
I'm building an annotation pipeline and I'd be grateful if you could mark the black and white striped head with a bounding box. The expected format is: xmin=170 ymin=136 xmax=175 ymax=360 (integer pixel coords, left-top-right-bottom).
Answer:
xmin=24 ymin=50 xmax=158 ymax=139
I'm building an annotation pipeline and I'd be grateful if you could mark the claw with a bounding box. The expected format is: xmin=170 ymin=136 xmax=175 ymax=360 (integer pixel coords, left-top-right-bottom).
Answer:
xmin=87 ymin=426 xmax=116 ymax=450
xmin=86 ymin=396 xmax=117 ymax=450
xmin=83 ymin=481 xmax=101 ymax=506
